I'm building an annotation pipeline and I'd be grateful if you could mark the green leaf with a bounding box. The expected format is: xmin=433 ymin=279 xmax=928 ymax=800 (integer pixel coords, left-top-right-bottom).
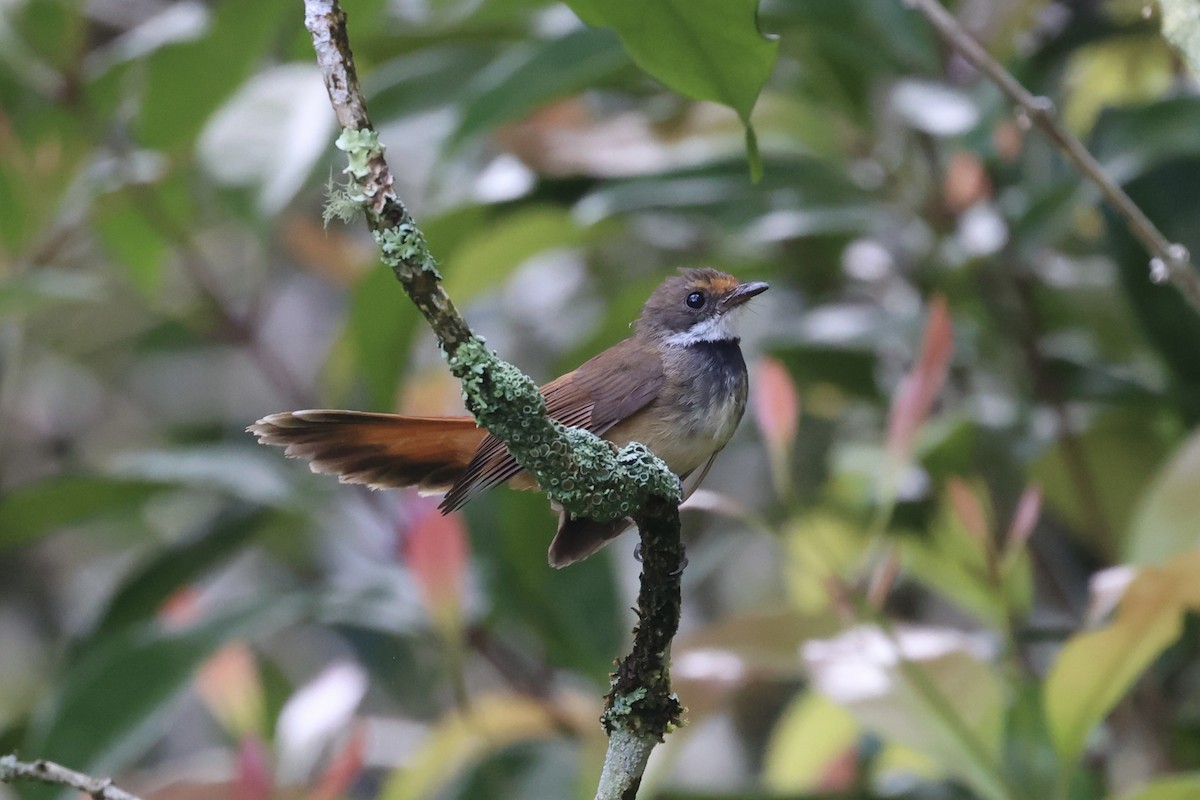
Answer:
xmin=449 ymin=28 xmax=629 ymax=149
xmin=565 ymin=0 xmax=777 ymax=123
xmin=1044 ymin=551 xmax=1200 ymax=768
xmin=347 ymin=261 xmax=422 ymax=409
xmin=22 ymin=597 xmax=306 ymax=799
xmin=1029 ymin=411 xmax=1171 ymax=560
xmin=467 ymin=490 xmax=621 ymax=681
xmin=80 ymin=508 xmax=277 ymax=649
xmin=442 ymin=206 xmax=592 ymax=302
xmin=137 ymin=0 xmax=292 ymax=148
xmin=1118 ymin=774 xmax=1200 ymax=800
xmin=1126 ymin=428 xmax=1200 ymax=564
xmin=0 ymin=269 xmax=104 ymax=318
xmin=762 ymin=692 xmax=858 ymax=793
xmin=0 ymin=476 xmax=164 ymax=552
xmin=804 ymin=625 xmax=1008 ymax=800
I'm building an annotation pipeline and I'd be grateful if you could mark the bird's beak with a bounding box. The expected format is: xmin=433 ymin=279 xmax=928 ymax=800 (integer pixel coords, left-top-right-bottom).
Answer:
xmin=724 ymin=281 xmax=769 ymax=308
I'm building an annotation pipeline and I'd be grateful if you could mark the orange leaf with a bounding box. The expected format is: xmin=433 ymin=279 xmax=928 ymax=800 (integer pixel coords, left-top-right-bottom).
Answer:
xmin=886 ymin=295 xmax=954 ymax=466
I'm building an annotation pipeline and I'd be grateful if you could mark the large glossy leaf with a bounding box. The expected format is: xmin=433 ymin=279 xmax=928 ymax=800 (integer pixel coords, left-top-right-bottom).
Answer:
xmin=564 ymin=0 xmax=776 ymax=124
xmin=1044 ymin=551 xmax=1200 ymax=767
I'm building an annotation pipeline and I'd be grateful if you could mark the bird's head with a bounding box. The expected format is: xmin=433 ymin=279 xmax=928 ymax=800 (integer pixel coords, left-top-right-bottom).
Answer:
xmin=636 ymin=268 xmax=769 ymax=346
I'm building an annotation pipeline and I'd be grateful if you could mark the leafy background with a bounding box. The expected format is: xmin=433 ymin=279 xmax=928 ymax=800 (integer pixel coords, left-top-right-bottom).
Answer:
xmin=2 ymin=0 xmax=1200 ymax=798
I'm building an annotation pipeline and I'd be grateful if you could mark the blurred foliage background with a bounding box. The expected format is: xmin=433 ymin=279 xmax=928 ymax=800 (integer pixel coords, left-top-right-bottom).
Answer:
xmin=3 ymin=0 xmax=1200 ymax=798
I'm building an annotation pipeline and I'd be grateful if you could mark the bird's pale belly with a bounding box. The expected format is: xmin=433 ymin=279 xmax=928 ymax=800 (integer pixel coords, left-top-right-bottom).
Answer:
xmin=603 ymin=385 xmax=747 ymax=477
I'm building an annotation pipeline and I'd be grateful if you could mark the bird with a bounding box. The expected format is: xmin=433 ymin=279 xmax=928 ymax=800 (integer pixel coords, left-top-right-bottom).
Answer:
xmin=249 ymin=268 xmax=768 ymax=567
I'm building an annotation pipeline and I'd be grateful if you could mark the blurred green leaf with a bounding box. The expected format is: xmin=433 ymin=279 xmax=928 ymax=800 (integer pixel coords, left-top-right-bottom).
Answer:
xmin=1030 ymin=412 xmax=1171 ymax=560
xmin=0 ymin=270 xmax=105 ymax=318
xmin=1044 ymin=551 xmax=1200 ymax=769
xmin=1092 ymin=98 xmax=1200 ymax=183
xmin=137 ymin=0 xmax=292 ymax=148
xmin=468 ymin=491 xmax=621 ymax=681
xmin=1126 ymin=428 xmax=1200 ymax=564
xmin=348 ymin=261 xmax=423 ymax=409
xmin=23 ymin=597 xmax=307 ymax=799
xmin=0 ymin=476 xmax=164 ymax=552
xmin=443 ymin=206 xmax=593 ymax=302
xmin=106 ymin=445 xmax=293 ymax=507
xmin=1104 ymin=158 xmax=1200 ymax=420
xmin=804 ymin=625 xmax=1008 ymax=800
xmin=771 ymin=343 xmax=880 ymax=400
xmin=449 ymin=28 xmax=629 ymax=149
xmin=762 ymin=691 xmax=858 ymax=793
xmin=81 ymin=508 xmax=278 ymax=649
xmin=379 ymin=693 xmax=584 ymax=800
xmin=1118 ymin=774 xmax=1200 ymax=800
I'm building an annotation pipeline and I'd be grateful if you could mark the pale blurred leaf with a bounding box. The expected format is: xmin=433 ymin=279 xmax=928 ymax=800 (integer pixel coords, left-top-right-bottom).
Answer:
xmin=1117 ymin=773 xmax=1200 ymax=800
xmin=1126 ymin=427 xmax=1200 ymax=564
xmin=378 ymin=692 xmax=594 ymax=800
xmin=1044 ymin=551 xmax=1200 ymax=766
xmin=762 ymin=692 xmax=858 ymax=793
xmin=885 ymin=294 xmax=953 ymax=470
xmin=803 ymin=624 xmax=1006 ymax=800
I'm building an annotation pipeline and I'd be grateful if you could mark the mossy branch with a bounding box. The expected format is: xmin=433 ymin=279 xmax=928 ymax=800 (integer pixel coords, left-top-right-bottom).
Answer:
xmin=302 ymin=1 xmax=687 ymax=795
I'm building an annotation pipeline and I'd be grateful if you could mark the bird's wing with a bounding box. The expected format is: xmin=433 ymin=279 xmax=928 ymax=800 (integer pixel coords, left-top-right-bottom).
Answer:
xmin=439 ymin=338 xmax=665 ymax=512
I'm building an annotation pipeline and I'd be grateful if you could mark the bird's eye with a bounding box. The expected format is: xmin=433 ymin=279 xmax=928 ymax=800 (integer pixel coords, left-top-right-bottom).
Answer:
xmin=686 ymin=291 xmax=706 ymax=309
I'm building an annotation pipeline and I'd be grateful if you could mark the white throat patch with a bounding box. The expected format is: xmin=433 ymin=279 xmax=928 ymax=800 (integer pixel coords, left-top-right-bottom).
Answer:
xmin=663 ymin=308 xmax=742 ymax=347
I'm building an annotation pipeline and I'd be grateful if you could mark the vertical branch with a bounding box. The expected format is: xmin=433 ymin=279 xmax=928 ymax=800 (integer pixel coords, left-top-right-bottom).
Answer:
xmin=301 ymin=3 xmax=686 ymax=796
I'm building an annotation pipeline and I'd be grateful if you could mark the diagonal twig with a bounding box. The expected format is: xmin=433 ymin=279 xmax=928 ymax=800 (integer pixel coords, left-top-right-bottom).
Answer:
xmin=907 ymin=0 xmax=1200 ymax=313
xmin=1 ymin=755 xmax=142 ymax=800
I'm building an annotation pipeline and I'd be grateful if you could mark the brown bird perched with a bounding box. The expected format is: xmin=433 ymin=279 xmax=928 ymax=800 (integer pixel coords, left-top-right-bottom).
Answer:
xmin=249 ymin=268 xmax=768 ymax=567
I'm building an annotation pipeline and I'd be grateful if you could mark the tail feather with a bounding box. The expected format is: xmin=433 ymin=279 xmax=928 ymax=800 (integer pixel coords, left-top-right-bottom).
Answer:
xmin=248 ymin=410 xmax=486 ymax=492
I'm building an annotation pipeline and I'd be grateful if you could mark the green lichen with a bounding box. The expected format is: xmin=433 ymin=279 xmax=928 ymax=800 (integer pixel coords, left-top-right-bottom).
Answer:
xmin=606 ymin=687 xmax=648 ymax=720
xmin=372 ymin=223 xmax=440 ymax=279
xmin=322 ymin=175 xmax=363 ymax=226
xmin=335 ymin=127 xmax=383 ymax=179
xmin=444 ymin=336 xmax=681 ymax=521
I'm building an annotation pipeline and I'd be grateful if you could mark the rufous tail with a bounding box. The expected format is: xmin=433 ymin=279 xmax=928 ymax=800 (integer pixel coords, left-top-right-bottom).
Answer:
xmin=248 ymin=410 xmax=486 ymax=492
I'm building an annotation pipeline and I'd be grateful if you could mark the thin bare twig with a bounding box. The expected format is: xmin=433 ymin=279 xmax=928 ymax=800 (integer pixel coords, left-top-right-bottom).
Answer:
xmin=1 ymin=755 xmax=142 ymax=800
xmin=907 ymin=0 xmax=1200 ymax=313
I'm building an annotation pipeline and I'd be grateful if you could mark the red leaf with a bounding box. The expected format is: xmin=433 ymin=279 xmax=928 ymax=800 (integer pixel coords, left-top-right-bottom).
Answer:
xmin=753 ymin=356 xmax=800 ymax=455
xmin=307 ymin=723 xmax=367 ymax=800
xmin=401 ymin=497 xmax=469 ymax=620
xmin=886 ymin=294 xmax=954 ymax=465
xmin=1005 ymin=483 xmax=1042 ymax=555
xmin=232 ymin=735 xmax=273 ymax=800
